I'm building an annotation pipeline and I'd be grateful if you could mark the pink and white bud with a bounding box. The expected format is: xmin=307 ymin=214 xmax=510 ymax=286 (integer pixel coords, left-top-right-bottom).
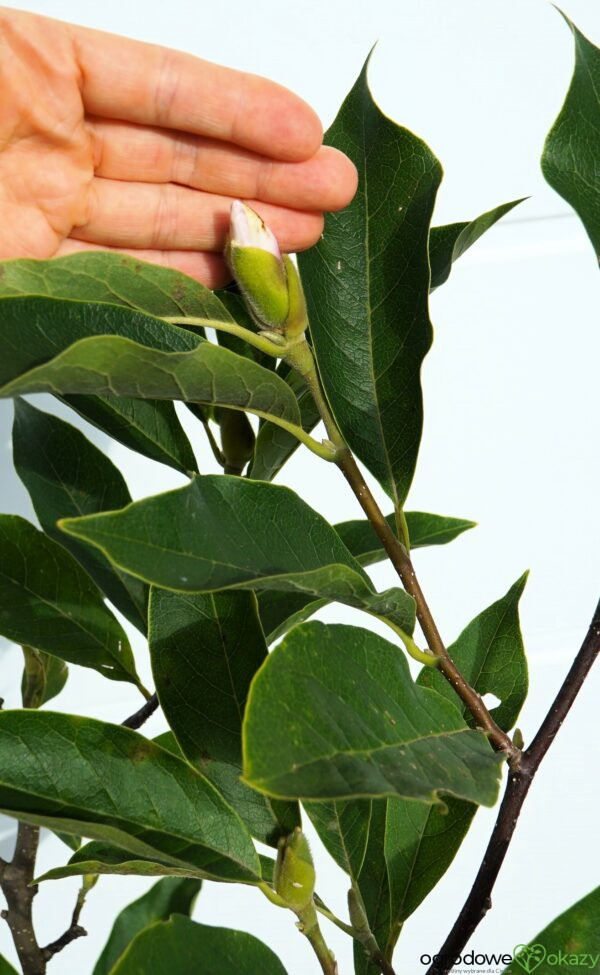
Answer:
xmin=229 ymin=200 xmax=282 ymax=260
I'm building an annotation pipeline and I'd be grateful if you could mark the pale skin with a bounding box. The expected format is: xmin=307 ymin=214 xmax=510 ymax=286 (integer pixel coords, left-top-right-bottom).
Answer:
xmin=0 ymin=7 xmax=358 ymax=285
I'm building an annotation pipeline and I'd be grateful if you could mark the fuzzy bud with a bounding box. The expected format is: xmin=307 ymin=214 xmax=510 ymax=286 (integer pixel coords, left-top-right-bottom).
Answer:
xmin=226 ymin=200 xmax=308 ymax=338
xmin=273 ymin=827 xmax=316 ymax=911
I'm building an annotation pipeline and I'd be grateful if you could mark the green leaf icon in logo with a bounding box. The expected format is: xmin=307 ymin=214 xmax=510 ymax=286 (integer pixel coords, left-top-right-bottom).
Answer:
xmin=513 ymin=944 xmax=547 ymax=973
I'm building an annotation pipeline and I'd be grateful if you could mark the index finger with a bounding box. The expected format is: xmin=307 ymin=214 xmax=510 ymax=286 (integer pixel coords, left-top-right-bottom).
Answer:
xmin=69 ymin=22 xmax=323 ymax=162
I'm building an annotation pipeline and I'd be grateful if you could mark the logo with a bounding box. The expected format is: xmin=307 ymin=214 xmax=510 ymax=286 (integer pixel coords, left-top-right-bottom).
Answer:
xmin=513 ymin=944 xmax=547 ymax=973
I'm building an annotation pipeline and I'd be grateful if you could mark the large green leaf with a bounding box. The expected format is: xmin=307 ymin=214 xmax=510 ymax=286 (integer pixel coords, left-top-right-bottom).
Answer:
xmin=0 ymin=334 xmax=304 ymax=436
xmin=0 ymin=711 xmax=260 ymax=883
xmin=109 ymin=915 xmax=288 ymax=975
xmin=428 ymin=200 xmax=524 ymax=291
xmin=258 ymin=510 xmax=474 ymax=643
xmin=503 ymin=885 xmax=600 ymax=974
xmin=149 ymin=588 xmax=299 ymax=845
xmin=0 ymin=294 xmax=199 ymax=473
xmin=13 ymin=399 xmax=148 ymax=631
xmin=92 ymin=877 xmax=201 ymax=975
xmin=0 ymin=252 xmax=228 ymax=319
xmin=243 ymin=622 xmax=502 ymax=804
xmin=541 ymin=15 xmax=600 ymax=260
xmin=298 ymin=58 xmax=442 ymax=505
xmin=60 ymin=476 xmax=416 ymax=634
xmin=0 ymin=515 xmax=140 ymax=687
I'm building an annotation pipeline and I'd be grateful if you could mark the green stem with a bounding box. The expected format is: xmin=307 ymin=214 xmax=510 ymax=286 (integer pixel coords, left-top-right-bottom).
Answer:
xmin=298 ymin=904 xmax=338 ymax=975
xmin=163 ymin=316 xmax=286 ymax=358
xmin=288 ymin=339 xmax=519 ymax=760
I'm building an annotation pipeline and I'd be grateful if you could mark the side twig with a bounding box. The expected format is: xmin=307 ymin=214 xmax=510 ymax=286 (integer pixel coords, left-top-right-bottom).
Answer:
xmin=41 ymin=875 xmax=95 ymax=962
xmin=122 ymin=692 xmax=159 ymax=730
xmin=426 ymin=598 xmax=600 ymax=975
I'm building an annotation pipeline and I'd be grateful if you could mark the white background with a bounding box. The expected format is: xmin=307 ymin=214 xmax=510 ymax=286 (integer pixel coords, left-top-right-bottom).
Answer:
xmin=1 ymin=0 xmax=599 ymax=972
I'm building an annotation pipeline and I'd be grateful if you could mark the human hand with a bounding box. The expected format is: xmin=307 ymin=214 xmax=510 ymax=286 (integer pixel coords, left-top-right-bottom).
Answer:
xmin=0 ymin=8 xmax=357 ymax=285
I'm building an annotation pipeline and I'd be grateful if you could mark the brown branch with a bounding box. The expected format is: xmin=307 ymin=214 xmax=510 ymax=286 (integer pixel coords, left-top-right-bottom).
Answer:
xmin=426 ymin=597 xmax=600 ymax=975
xmin=337 ymin=449 xmax=518 ymax=760
xmin=0 ymin=823 xmax=46 ymax=974
xmin=41 ymin=875 xmax=92 ymax=962
xmin=122 ymin=692 xmax=159 ymax=729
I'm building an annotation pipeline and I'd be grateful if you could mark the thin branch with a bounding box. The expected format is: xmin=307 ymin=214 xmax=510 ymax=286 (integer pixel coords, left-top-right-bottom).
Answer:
xmin=426 ymin=598 xmax=600 ymax=975
xmin=372 ymin=950 xmax=398 ymax=975
xmin=287 ymin=337 xmax=517 ymax=759
xmin=122 ymin=692 xmax=159 ymax=730
xmin=41 ymin=875 xmax=94 ymax=961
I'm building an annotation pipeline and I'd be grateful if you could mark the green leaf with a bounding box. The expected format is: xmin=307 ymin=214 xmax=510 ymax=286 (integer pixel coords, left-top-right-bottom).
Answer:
xmin=0 ymin=710 xmax=260 ymax=883
xmin=352 ymin=801 xmax=397 ymax=974
xmin=418 ymin=574 xmax=529 ymax=731
xmin=243 ymin=622 xmax=501 ymax=804
xmin=298 ymin=57 xmax=442 ymax=504
xmin=149 ymin=587 xmax=300 ymax=845
xmin=503 ymin=885 xmax=600 ymax=974
xmin=0 ymin=334 xmax=303 ymax=436
xmin=92 ymin=877 xmax=201 ymax=975
xmin=304 ymin=800 xmax=371 ymax=880
xmin=38 ymin=841 xmax=200 ymax=882
xmin=0 ymin=294 xmax=199 ymax=473
xmin=0 ymin=956 xmax=18 ymax=975
xmin=20 ymin=648 xmax=69 ymax=708
xmin=428 ymin=200 xmax=524 ymax=290
xmin=0 ymin=252 xmax=229 ymax=319
xmin=13 ymin=399 xmax=148 ymax=631
xmin=541 ymin=15 xmax=600 ymax=261
xmin=60 ymin=476 xmax=416 ymax=634
xmin=0 ymin=515 xmax=140 ymax=687
xmin=258 ymin=510 xmax=474 ymax=643
xmin=109 ymin=915 xmax=288 ymax=975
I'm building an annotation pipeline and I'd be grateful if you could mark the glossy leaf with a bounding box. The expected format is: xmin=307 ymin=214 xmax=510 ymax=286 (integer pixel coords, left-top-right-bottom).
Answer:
xmin=0 ymin=711 xmax=260 ymax=883
xmin=13 ymin=399 xmax=148 ymax=631
xmin=0 ymin=335 xmax=303 ymax=436
xmin=541 ymin=15 xmax=600 ymax=260
xmin=428 ymin=199 xmax=524 ymax=290
xmin=149 ymin=587 xmax=300 ymax=845
xmin=243 ymin=622 xmax=502 ymax=804
xmin=0 ymin=515 xmax=140 ymax=687
xmin=92 ymin=877 xmax=201 ymax=975
xmin=418 ymin=574 xmax=529 ymax=731
xmin=504 ymin=885 xmax=600 ymax=974
xmin=109 ymin=915 xmax=288 ymax=975
xmin=60 ymin=476 xmax=416 ymax=634
xmin=258 ymin=510 xmax=474 ymax=643
xmin=0 ymin=294 xmax=199 ymax=473
xmin=298 ymin=57 xmax=442 ymax=504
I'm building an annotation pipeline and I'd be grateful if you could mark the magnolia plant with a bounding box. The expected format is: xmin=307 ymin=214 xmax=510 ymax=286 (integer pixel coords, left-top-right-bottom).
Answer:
xmin=0 ymin=12 xmax=598 ymax=975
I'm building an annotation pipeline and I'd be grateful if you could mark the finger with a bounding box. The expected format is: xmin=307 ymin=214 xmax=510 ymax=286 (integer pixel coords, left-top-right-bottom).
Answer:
xmin=90 ymin=119 xmax=358 ymax=213
xmin=74 ymin=178 xmax=325 ymax=252
xmin=56 ymin=239 xmax=230 ymax=288
xmin=70 ymin=22 xmax=322 ymax=161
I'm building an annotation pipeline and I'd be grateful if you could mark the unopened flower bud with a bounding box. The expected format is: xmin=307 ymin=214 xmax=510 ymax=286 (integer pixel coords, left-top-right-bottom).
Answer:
xmin=273 ymin=827 xmax=316 ymax=911
xmin=226 ymin=200 xmax=308 ymax=339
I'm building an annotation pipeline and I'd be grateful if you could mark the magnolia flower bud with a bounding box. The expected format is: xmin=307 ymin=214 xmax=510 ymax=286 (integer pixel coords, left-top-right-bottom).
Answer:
xmin=273 ymin=827 xmax=316 ymax=911
xmin=226 ymin=201 xmax=308 ymax=339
